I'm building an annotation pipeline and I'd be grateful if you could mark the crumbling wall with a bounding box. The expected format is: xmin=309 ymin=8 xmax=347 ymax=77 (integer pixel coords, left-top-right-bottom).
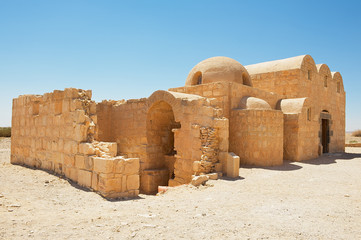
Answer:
xmin=11 ymin=88 xmax=139 ymax=198
xmin=143 ymin=91 xmax=229 ymax=193
xmin=96 ymin=90 xmax=229 ymax=194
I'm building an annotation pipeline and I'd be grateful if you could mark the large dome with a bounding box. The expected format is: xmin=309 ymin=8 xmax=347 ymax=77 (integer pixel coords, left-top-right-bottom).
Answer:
xmin=185 ymin=56 xmax=252 ymax=86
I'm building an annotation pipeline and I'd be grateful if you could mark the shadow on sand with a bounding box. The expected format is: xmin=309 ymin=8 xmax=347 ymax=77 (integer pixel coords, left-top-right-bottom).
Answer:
xmin=241 ymin=161 xmax=303 ymax=171
xmin=240 ymin=150 xmax=361 ymax=171
xmin=302 ymin=151 xmax=361 ymax=165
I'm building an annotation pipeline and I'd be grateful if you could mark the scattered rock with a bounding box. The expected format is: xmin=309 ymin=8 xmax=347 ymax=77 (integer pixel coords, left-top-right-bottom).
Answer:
xmin=344 ymin=194 xmax=350 ymax=197
xmin=207 ymin=173 xmax=218 ymax=180
xmin=10 ymin=204 xmax=21 ymax=208
xmin=0 ymin=193 xmax=4 ymax=198
xmin=191 ymin=175 xmax=209 ymax=187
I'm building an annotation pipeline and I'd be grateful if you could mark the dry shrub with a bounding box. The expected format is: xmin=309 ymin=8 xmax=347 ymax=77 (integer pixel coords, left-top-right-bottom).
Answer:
xmin=352 ymin=129 xmax=361 ymax=137
xmin=0 ymin=127 xmax=11 ymax=137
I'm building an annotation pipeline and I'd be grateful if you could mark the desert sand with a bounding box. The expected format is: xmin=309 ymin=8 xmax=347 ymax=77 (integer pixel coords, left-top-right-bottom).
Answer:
xmin=1 ymin=137 xmax=361 ymax=239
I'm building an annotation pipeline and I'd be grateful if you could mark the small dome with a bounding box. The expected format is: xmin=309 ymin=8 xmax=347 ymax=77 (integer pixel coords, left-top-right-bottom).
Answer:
xmin=240 ymin=96 xmax=271 ymax=110
xmin=185 ymin=56 xmax=252 ymax=86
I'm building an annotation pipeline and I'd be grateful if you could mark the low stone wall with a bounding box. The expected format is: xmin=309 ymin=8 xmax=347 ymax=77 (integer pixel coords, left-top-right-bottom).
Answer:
xmin=11 ymin=88 xmax=139 ymax=198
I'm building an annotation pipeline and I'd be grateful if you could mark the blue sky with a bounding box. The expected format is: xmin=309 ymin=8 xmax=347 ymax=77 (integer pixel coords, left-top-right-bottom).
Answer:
xmin=0 ymin=0 xmax=360 ymax=131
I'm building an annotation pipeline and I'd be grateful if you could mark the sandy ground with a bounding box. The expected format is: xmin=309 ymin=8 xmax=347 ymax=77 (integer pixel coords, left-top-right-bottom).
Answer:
xmin=1 ymin=138 xmax=361 ymax=240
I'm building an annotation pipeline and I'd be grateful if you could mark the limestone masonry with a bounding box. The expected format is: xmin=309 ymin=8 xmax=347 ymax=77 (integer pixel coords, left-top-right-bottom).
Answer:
xmin=11 ymin=55 xmax=345 ymax=198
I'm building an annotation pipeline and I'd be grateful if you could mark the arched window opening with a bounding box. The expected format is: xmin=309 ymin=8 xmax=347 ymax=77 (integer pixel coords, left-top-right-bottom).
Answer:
xmin=337 ymin=82 xmax=341 ymax=93
xmin=324 ymin=76 xmax=328 ymax=87
xmin=307 ymin=70 xmax=312 ymax=80
xmin=197 ymin=74 xmax=202 ymax=85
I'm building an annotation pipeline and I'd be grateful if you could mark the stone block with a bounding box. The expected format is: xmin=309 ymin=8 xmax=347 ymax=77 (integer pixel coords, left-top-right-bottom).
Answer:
xmin=42 ymin=160 xmax=53 ymax=171
xmin=168 ymin=179 xmax=182 ymax=187
xmin=64 ymin=167 xmax=78 ymax=182
xmin=54 ymin=163 xmax=63 ymax=175
xmin=93 ymin=157 xmax=114 ymax=173
xmin=114 ymin=157 xmax=125 ymax=173
xmin=74 ymin=124 xmax=88 ymax=142
xmin=84 ymin=156 xmax=94 ymax=170
xmin=74 ymin=110 xmax=86 ymax=123
xmin=75 ymin=154 xmax=86 ymax=169
xmin=92 ymin=172 xmax=99 ymax=191
xmin=226 ymin=152 xmax=240 ymax=178
xmin=78 ymin=169 xmax=92 ymax=188
xmin=98 ymin=175 xmax=122 ymax=193
xmin=191 ymin=175 xmax=209 ymax=186
xmin=127 ymin=175 xmax=140 ymax=190
xmin=90 ymin=102 xmax=96 ymax=115
xmin=64 ymin=154 xmax=75 ymax=167
xmin=79 ymin=143 xmax=95 ymax=155
xmin=207 ymin=173 xmax=218 ymax=180
xmin=123 ymin=158 xmax=140 ymax=175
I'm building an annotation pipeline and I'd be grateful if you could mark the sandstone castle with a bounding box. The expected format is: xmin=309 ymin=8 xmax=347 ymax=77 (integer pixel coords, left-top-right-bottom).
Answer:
xmin=11 ymin=55 xmax=345 ymax=198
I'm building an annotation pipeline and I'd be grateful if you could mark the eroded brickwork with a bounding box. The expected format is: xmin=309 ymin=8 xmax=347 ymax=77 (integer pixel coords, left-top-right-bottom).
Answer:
xmin=11 ymin=88 xmax=139 ymax=198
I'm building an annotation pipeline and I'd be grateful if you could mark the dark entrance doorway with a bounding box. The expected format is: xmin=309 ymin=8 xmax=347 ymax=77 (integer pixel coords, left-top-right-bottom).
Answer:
xmin=143 ymin=101 xmax=181 ymax=194
xmin=322 ymin=118 xmax=329 ymax=153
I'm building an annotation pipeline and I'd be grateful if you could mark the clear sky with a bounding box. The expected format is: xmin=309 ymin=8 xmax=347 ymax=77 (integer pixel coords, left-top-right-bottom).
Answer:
xmin=0 ymin=0 xmax=360 ymax=131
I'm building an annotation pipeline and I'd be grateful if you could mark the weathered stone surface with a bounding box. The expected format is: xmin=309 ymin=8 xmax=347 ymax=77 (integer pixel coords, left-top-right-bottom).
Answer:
xmin=11 ymin=54 xmax=346 ymax=199
xmin=191 ymin=175 xmax=209 ymax=186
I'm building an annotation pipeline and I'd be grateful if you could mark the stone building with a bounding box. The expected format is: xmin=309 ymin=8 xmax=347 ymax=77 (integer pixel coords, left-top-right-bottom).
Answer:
xmin=11 ymin=54 xmax=345 ymax=198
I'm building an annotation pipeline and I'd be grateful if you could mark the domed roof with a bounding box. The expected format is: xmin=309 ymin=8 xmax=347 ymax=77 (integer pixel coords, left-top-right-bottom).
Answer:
xmin=185 ymin=56 xmax=252 ymax=86
xmin=240 ymin=96 xmax=271 ymax=110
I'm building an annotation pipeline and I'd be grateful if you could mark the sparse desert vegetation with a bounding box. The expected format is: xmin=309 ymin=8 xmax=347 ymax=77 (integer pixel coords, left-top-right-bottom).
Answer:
xmin=0 ymin=127 xmax=11 ymax=137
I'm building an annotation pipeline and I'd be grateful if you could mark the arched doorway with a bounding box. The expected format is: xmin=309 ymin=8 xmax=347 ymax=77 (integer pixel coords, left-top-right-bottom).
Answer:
xmin=143 ymin=101 xmax=180 ymax=194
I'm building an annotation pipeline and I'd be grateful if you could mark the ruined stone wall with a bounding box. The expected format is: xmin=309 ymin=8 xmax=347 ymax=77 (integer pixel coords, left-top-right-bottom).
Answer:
xmin=169 ymin=82 xmax=229 ymax=117
xmin=96 ymin=91 xmax=229 ymax=194
xmin=229 ymin=109 xmax=284 ymax=166
xmin=11 ymin=88 xmax=139 ymax=198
